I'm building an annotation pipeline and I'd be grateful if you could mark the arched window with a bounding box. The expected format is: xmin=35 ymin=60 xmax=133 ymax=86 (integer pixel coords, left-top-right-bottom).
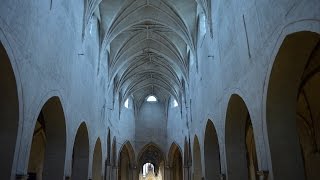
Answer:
xmin=171 ymin=98 xmax=178 ymax=108
xmin=124 ymin=98 xmax=129 ymax=108
xmin=142 ymin=163 xmax=155 ymax=177
xmin=197 ymin=5 xmax=207 ymax=39
xmin=146 ymin=95 xmax=157 ymax=102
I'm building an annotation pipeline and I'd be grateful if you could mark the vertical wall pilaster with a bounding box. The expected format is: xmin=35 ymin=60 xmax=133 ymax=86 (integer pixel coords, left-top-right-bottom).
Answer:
xmin=105 ymin=161 xmax=112 ymax=180
xmin=165 ymin=165 xmax=171 ymax=180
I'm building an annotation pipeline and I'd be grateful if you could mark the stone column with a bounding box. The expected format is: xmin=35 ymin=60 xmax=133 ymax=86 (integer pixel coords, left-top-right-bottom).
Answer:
xmin=130 ymin=165 xmax=138 ymax=180
xmin=183 ymin=165 xmax=192 ymax=180
xmin=105 ymin=161 xmax=112 ymax=180
xmin=111 ymin=166 xmax=118 ymax=180
xmin=165 ymin=165 xmax=171 ymax=180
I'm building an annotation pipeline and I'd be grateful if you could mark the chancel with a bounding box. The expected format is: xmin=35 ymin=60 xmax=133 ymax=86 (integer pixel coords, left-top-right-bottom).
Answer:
xmin=0 ymin=0 xmax=319 ymax=180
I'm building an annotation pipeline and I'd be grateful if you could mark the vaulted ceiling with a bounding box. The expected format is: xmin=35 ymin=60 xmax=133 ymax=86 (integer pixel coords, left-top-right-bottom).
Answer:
xmin=87 ymin=0 xmax=212 ymax=109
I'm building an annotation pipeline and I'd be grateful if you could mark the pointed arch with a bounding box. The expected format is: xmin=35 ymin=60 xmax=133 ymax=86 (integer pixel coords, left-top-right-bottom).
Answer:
xmin=71 ymin=122 xmax=90 ymax=180
xmin=119 ymin=141 xmax=136 ymax=166
xmin=168 ymin=142 xmax=183 ymax=180
xmin=193 ymin=135 xmax=203 ymax=180
xmin=92 ymin=137 xmax=102 ymax=180
xmin=265 ymin=31 xmax=320 ymax=179
xmin=225 ymin=94 xmax=258 ymax=180
xmin=204 ymin=119 xmax=221 ymax=179
xmin=27 ymin=96 xmax=67 ymax=179
xmin=0 ymin=40 xmax=20 ymax=179
xmin=137 ymin=142 xmax=165 ymax=177
xmin=118 ymin=141 xmax=136 ymax=180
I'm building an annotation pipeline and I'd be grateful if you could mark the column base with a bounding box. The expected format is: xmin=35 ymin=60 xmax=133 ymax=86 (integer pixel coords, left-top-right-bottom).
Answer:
xmin=257 ymin=170 xmax=269 ymax=180
xmin=220 ymin=174 xmax=226 ymax=180
xmin=16 ymin=174 xmax=28 ymax=180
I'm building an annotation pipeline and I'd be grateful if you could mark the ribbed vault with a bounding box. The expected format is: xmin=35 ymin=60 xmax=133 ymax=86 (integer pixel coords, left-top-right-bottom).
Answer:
xmin=88 ymin=0 xmax=212 ymax=110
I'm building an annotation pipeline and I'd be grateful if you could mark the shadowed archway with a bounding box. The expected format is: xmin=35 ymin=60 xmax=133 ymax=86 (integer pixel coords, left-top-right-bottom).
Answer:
xmin=193 ymin=135 xmax=203 ymax=180
xmin=27 ymin=97 xmax=67 ymax=180
xmin=225 ymin=94 xmax=258 ymax=180
xmin=92 ymin=138 xmax=103 ymax=180
xmin=266 ymin=31 xmax=320 ymax=179
xmin=71 ymin=122 xmax=90 ymax=180
xmin=118 ymin=141 xmax=136 ymax=180
xmin=0 ymin=41 xmax=19 ymax=179
xmin=168 ymin=142 xmax=183 ymax=180
xmin=204 ymin=120 xmax=221 ymax=180
xmin=138 ymin=142 xmax=165 ymax=179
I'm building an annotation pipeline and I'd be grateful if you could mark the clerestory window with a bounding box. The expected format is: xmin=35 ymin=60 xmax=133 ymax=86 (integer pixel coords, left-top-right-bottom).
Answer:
xmin=124 ymin=98 xmax=129 ymax=108
xmin=146 ymin=95 xmax=157 ymax=102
